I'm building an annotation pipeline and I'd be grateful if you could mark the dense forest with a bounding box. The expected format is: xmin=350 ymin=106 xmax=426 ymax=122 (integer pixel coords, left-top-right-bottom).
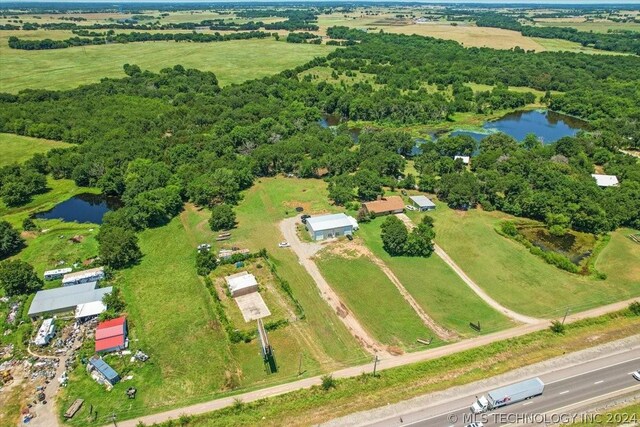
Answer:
xmin=475 ymin=12 xmax=640 ymax=55
xmin=0 ymin=27 xmax=639 ymax=266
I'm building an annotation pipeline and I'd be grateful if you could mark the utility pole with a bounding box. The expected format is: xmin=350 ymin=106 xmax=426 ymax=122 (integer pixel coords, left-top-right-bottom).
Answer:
xmin=373 ymin=354 xmax=379 ymax=377
xmin=562 ymin=307 xmax=570 ymax=325
xmin=298 ymin=353 xmax=303 ymax=376
xmin=111 ymin=413 xmax=117 ymax=427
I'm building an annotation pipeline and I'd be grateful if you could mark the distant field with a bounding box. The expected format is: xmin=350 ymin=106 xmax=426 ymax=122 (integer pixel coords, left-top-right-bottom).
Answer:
xmin=428 ymin=201 xmax=640 ymax=317
xmin=357 ymin=218 xmax=514 ymax=336
xmin=531 ymin=37 xmax=631 ymax=55
xmin=0 ymin=133 xmax=73 ymax=166
xmin=534 ymin=19 xmax=640 ymax=33
xmin=0 ymin=32 xmax=335 ymax=92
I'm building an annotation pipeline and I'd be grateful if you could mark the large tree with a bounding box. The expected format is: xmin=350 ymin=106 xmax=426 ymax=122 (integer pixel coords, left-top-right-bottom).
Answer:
xmin=209 ymin=204 xmax=236 ymax=231
xmin=0 ymin=221 xmax=24 ymax=259
xmin=0 ymin=260 xmax=42 ymax=296
xmin=380 ymin=215 xmax=408 ymax=256
xmin=97 ymin=226 xmax=142 ymax=269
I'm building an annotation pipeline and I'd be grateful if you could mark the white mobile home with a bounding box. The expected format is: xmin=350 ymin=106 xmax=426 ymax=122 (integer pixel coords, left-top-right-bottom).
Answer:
xmin=44 ymin=268 xmax=73 ymax=281
xmin=34 ymin=318 xmax=56 ymax=346
xmin=62 ymin=267 xmax=105 ymax=287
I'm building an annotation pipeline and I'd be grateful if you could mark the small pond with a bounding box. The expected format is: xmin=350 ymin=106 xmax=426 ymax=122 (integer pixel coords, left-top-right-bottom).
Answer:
xmin=449 ymin=110 xmax=589 ymax=144
xmin=35 ymin=193 xmax=122 ymax=224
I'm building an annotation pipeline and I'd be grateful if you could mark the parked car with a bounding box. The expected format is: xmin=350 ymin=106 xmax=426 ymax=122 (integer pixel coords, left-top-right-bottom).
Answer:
xmin=405 ymin=205 xmax=417 ymax=211
xmin=278 ymin=241 xmax=290 ymax=248
xmin=632 ymin=370 xmax=640 ymax=381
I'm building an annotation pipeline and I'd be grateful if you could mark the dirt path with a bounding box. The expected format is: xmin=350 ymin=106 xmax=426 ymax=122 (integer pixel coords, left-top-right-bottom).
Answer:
xmin=395 ymin=213 xmax=540 ymax=325
xmin=110 ymin=296 xmax=639 ymax=427
xmin=279 ymin=217 xmax=390 ymax=357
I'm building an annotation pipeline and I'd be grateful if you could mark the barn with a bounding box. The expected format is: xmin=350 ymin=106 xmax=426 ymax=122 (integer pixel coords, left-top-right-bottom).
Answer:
xmin=28 ymin=282 xmax=112 ymax=319
xmin=409 ymin=195 xmax=436 ymax=211
xmin=95 ymin=316 xmax=128 ymax=353
xmin=305 ymin=213 xmax=357 ymax=241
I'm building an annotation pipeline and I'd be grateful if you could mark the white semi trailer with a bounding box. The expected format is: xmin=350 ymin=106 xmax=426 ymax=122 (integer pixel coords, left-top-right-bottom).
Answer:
xmin=471 ymin=377 xmax=545 ymax=413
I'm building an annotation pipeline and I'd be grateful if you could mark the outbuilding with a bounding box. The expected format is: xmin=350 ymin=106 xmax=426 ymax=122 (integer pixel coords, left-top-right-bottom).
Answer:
xmin=28 ymin=282 xmax=112 ymax=319
xmin=454 ymin=155 xmax=470 ymax=165
xmin=225 ymin=272 xmax=259 ymax=297
xmin=75 ymin=301 xmax=107 ymax=321
xmin=591 ymin=174 xmax=619 ymax=187
xmin=305 ymin=213 xmax=357 ymax=241
xmin=62 ymin=267 xmax=105 ymax=287
xmin=88 ymin=357 xmax=120 ymax=386
xmin=95 ymin=316 xmax=128 ymax=353
xmin=409 ymin=195 xmax=436 ymax=211
xmin=44 ymin=268 xmax=73 ymax=281
xmin=362 ymin=196 xmax=405 ymax=216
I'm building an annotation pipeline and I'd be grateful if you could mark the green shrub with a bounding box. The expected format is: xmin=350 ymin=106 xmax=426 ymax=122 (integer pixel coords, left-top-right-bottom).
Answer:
xmin=550 ymin=320 xmax=566 ymax=334
xmin=629 ymin=301 xmax=640 ymax=316
xmin=321 ymin=374 xmax=337 ymax=391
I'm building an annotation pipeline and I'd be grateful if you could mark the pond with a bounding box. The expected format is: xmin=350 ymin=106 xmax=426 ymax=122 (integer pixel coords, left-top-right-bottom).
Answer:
xmin=319 ymin=114 xmax=361 ymax=141
xmin=35 ymin=193 xmax=122 ymax=224
xmin=449 ymin=110 xmax=589 ymax=144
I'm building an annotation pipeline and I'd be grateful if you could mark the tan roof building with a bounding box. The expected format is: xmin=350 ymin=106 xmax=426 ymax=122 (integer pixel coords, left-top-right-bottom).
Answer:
xmin=362 ymin=196 xmax=405 ymax=216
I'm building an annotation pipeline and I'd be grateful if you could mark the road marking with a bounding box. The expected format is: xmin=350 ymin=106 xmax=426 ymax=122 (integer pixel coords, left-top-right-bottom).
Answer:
xmin=559 ymin=390 xmax=570 ymax=395
xmin=545 ymin=355 xmax=640 ymax=385
xmin=594 ymin=380 xmax=604 ymax=384
xmin=522 ymin=401 xmax=533 ymax=406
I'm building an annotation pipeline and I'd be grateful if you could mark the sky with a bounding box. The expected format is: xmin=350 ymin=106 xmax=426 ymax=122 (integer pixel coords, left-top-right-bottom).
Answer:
xmin=4 ymin=0 xmax=640 ymax=3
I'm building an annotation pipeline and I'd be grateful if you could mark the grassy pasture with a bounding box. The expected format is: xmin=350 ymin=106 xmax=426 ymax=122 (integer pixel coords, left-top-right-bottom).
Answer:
xmin=427 ymin=201 xmax=640 ymax=317
xmin=0 ymin=133 xmax=73 ymax=167
xmin=0 ymin=32 xmax=335 ymax=92
xmin=531 ymin=37 xmax=631 ymax=55
xmin=534 ymin=19 xmax=640 ymax=33
xmin=356 ymin=218 xmax=515 ymax=336
xmin=316 ymin=249 xmax=439 ymax=352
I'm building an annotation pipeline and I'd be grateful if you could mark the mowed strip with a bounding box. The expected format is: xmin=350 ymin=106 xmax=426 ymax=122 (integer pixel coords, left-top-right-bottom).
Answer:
xmin=316 ymin=250 xmax=441 ymax=352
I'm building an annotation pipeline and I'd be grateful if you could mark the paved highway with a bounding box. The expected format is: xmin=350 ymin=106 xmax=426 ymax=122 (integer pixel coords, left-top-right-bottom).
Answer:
xmin=367 ymin=348 xmax=640 ymax=427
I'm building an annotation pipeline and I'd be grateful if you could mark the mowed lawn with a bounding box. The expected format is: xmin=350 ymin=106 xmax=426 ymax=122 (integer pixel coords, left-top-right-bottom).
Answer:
xmin=357 ymin=219 xmax=515 ymax=336
xmin=0 ymin=133 xmax=73 ymax=166
xmin=189 ymin=178 xmax=367 ymax=367
xmin=316 ymin=251 xmax=439 ymax=352
xmin=0 ymin=31 xmax=335 ymax=92
xmin=428 ymin=201 xmax=640 ymax=317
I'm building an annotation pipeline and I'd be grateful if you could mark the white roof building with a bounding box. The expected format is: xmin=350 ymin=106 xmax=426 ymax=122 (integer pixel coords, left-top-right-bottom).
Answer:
xmin=28 ymin=282 xmax=112 ymax=318
xmin=306 ymin=213 xmax=357 ymax=241
xmin=591 ymin=174 xmax=619 ymax=187
xmin=225 ymin=271 xmax=259 ymax=297
xmin=409 ymin=195 xmax=436 ymax=211
xmin=75 ymin=301 xmax=107 ymax=319
xmin=34 ymin=318 xmax=56 ymax=346
xmin=454 ymin=155 xmax=470 ymax=165
xmin=62 ymin=266 xmax=105 ymax=287
xmin=44 ymin=268 xmax=73 ymax=281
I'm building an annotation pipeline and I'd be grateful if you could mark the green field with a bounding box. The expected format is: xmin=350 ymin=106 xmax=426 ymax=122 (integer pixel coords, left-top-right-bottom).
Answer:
xmin=0 ymin=32 xmax=335 ymax=92
xmin=427 ymin=201 xmax=640 ymax=317
xmin=535 ymin=20 xmax=640 ymax=34
xmin=316 ymin=250 xmax=439 ymax=352
xmin=531 ymin=37 xmax=631 ymax=55
xmin=357 ymin=218 xmax=514 ymax=336
xmin=0 ymin=133 xmax=73 ymax=166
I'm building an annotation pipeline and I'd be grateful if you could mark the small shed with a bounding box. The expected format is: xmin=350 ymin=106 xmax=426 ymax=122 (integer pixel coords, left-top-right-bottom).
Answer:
xmin=409 ymin=195 xmax=436 ymax=211
xmin=95 ymin=316 xmax=128 ymax=353
xmin=88 ymin=357 xmax=120 ymax=386
xmin=591 ymin=174 xmax=619 ymax=187
xmin=305 ymin=213 xmax=357 ymax=241
xmin=454 ymin=155 xmax=470 ymax=165
xmin=225 ymin=272 xmax=259 ymax=297
xmin=34 ymin=318 xmax=55 ymax=346
xmin=44 ymin=268 xmax=73 ymax=281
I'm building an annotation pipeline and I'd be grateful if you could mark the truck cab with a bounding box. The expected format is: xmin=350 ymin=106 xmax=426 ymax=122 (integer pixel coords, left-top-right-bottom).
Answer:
xmin=471 ymin=396 xmax=489 ymax=413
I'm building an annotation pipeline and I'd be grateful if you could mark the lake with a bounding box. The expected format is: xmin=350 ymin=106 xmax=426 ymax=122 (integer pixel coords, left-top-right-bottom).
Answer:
xmin=35 ymin=193 xmax=121 ymax=224
xmin=449 ymin=110 xmax=589 ymax=144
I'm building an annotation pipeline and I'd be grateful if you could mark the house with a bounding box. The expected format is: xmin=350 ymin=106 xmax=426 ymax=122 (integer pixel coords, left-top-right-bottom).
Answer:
xmin=44 ymin=268 xmax=72 ymax=281
xmin=34 ymin=318 xmax=55 ymax=346
xmin=87 ymin=357 xmax=120 ymax=386
xmin=225 ymin=272 xmax=259 ymax=297
xmin=28 ymin=282 xmax=112 ymax=319
xmin=62 ymin=266 xmax=105 ymax=287
xmin=305 ymin=213 xmax=357 ymax=241
xmin=95 ymin=316 xmax=128 ymax=353
xmin=75 ymin=301 xmax=107 ymax=322
xmin=591 ymin=174 xmax=619 ymax=187
xmin=409 ymin=195 xmax=436 ymax=211
xmin=454 ymin=155 xmax=470 ymax=165
xmin=362 ymin=196 xmax=405 ymax=216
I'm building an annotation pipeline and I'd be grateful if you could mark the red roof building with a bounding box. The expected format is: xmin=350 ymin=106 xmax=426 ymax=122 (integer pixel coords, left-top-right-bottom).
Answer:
xmin=95 ymin=316 xmax=128 ymax=353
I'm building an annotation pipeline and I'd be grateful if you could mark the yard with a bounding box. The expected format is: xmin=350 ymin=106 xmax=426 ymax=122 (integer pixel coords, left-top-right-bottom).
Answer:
xmin=427 ymin=201 xmax=640 ymax=318
xmin=356 ymin=218 xmax=515 ymax=336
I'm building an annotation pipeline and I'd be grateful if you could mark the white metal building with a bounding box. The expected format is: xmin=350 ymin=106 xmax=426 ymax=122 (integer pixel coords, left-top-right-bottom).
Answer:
xmin=409 ymin=195 xmax=436 ymax=211
xmin=28 ymin=282 xmax=112 ymax=318
xmin=454 ymin=155 xmax=470 ymax=165
xmin=305 ymin=213 xmax=357 ymax=241
xmin=591 ymin=174 xmax=619 ymax=187
xmin=75 ymin=301 xmax=107 ymax=320
xmin=34 ymin=318 xmax=56 ymax=346
xmin=44 ymin=268 xmax=73 ymax=281
xmin=62 ymin=266 xmax=105 ymax=287
xmin=225 ymin=272 xmax=259 ymax=297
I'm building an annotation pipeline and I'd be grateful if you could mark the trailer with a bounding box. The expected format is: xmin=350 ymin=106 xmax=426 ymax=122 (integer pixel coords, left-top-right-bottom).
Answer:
xmin=471 ymin=377 xmax=544 ymax=413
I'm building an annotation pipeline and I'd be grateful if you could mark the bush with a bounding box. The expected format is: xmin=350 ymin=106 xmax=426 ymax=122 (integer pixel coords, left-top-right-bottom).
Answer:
xmin=550 ymin=320 xmax=566 ymax=334
xmin=0 ymin=221 xmax=24 ymax=259
xmin=321 ymin=374 xmax=336 ymax=391
xmin=500 ymin=221 xmax=518 ymax=237
xmin=629 ymin=301 xmax=640 ymax=316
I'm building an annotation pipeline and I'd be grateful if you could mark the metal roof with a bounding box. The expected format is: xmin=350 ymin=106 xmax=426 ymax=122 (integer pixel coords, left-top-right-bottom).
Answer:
xmin=225 ymin=272 xmax=258 ymax=294
xmin=362 ymin=196 xmax=405 ymax=214
xmin=96 ymin=317 xmax=127 ymax=340
xmin=62 ymin=266 xmax=105 ymax=285
xmin=28 ymin=282 xmax=112 ymax=317
xmin=89 ymin=358 xmax=119 ymax=382
xmin=591 ymin=174 xmax=619 ymax=187
xmin=409 ymin=195 xmax=436 ymax=208
xmin=306 ymin=213 xmax=355 ymax=232
xmin=75 ymin=301 xmax=107 ymax=319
